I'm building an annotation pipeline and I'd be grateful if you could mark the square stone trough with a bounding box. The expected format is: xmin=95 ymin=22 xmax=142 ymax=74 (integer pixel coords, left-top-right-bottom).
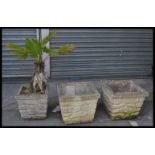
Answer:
xmin=15 ymin=85 xmax=48 ymax=119
xmin=57 ymin=82 xmax=100 ymax=125
xmin=101 ymin=80 xmax=149 ymax=120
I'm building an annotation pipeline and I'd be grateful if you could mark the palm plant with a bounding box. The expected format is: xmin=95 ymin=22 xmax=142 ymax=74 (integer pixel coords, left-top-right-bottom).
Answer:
xmin=6 ymin=30 xmax=75 ymax=94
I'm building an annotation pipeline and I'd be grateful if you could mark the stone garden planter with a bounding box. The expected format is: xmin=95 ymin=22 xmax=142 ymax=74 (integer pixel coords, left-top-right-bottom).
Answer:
xmin=57 ymin=82 xmax=100 ymax=124
xmin=101 ymin=80 xmax=149 ymax=120
xmin=15 ymin=85 xmax=48 ymax=119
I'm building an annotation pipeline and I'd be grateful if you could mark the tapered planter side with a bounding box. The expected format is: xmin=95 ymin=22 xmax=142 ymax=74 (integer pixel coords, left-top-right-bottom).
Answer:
xmin=15 ymin=85 xmax=48 ymax=119
xmin=101 ymin=80 xmax=149 ymax=120
xmin=57 ymin=82 xmax=100 ymax=125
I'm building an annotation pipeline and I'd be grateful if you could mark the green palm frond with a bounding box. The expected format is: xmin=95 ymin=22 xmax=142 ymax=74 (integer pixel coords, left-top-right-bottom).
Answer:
xmin=25 ymin=38 xmax=42 ymax=58
xmin=12 ymin=48 xmax=29 ymax=59
xmin=43 ymin=47 xmax=59 ymax=57
xmin=42 ymin=30 xmax=57 ymax=46
xmin=6 ymin=43 xmax=22 ymax=50
xmin=6 ymin=30 xmax=75 ymax=63
xmin=43 ymin=44 xmax=75 ymax=57
xmin=6 ymin=43 xmax=29 ymax=59
xmin=58 ymin=44 xmax=75 ymax=55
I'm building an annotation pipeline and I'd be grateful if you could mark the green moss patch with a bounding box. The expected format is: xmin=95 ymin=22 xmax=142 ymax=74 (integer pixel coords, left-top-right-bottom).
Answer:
xmin=110 ymin=111 xmax=139 ymax=120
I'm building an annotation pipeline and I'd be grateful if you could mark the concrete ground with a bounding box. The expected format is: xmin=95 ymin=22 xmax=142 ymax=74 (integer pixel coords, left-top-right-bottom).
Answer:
xmin=2 ymin=78 xmax=153 ymax=127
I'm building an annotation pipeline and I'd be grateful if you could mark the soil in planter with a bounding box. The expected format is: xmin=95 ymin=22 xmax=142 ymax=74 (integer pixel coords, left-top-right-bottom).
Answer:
xmin=20 ymin=85 xmax=44 ymax=95
xmin=108 ymin=83 xmax=138 ymax=93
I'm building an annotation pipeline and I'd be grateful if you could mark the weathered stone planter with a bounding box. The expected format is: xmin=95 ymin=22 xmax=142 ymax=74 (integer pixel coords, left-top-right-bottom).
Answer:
xmin=101 ymin=80 xmax=149 ymax=120
xmin=15 ymin=85 xmax=48 ymax=119
xmin=57 ymin=82 xmax=100 ymax=124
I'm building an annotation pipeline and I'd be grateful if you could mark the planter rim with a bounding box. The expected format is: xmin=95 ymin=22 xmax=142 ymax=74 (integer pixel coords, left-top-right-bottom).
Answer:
xmin=15 ymin=84 xmax=48 ymax=100
xmin=59 ymin=94 xmax=100 ymax=102
xmin=57 ymin=81 xmax=100 ymax=99
xmin=101 ymin=80 xmax=149 ymax=98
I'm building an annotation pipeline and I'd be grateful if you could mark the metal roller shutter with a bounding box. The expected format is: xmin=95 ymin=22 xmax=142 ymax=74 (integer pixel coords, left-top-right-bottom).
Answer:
xmin=2 ymin=29 xmax=37 ymax=77
xmin=50 ymin=28 xmax=153 ymax=79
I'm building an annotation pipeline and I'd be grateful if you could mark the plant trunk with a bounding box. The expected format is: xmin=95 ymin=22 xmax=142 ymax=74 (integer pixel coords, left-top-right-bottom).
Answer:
xmin=30 ymin=62 xmax=47 ymax=94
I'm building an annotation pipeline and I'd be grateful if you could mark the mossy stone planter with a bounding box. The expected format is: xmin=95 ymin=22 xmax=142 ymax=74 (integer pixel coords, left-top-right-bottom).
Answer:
xmin=101 ymin=80 xmax=149 ymax=120
xmin=57 ymin=82 xmax=100 ymax=124
xmin=15 ymin=85 xmax=48 ymax=119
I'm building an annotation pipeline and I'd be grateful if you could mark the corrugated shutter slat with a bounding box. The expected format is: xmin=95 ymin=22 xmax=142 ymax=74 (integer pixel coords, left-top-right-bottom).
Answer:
xmin=2 ymin=29 xmax=37 ymax=77
xmin=50 ymin=28 xmax=153 ymax=79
